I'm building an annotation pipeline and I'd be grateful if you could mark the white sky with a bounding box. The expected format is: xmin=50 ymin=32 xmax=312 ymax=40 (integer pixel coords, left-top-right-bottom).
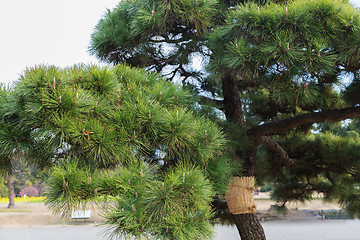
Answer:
xmin=0 ymin=0 xmax=360 ymax=86
xmin=0 ymin=0 xmax=119 ymax=85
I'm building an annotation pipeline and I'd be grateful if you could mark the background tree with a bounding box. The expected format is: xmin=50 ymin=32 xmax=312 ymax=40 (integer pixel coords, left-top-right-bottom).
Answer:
xmin=12 ymin=64 xmax=236 ymax=239
xmin=0 ymin=86 xmax=32 ymax=208
xmin=89 ymin=0 xmax=360 ymax=239
xmin=0 ymin=85 xmax=51 ymax=207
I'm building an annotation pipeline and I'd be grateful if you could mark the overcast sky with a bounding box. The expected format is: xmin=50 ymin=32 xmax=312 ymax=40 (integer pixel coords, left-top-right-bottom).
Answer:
xmin=0 ymin=0 xmax=119 ymax=85
xmin=1 ymin=0 xmax=360 ymax=86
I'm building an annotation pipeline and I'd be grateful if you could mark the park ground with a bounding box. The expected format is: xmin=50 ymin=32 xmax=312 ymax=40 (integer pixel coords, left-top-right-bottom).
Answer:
xmin=0 ymin=193 xmax=342 ymax=228
xmin=2 ymin=193 xmax=359 ymax=240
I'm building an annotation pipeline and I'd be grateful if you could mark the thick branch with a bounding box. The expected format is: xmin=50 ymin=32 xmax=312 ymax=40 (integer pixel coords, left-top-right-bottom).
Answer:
xmin=248 ymin=106 xmax=360 ymax=138
xmin=257 ymin=136 xmax=294 ymax=166
xmin=257 ymin=136 xmax=312 ymax=168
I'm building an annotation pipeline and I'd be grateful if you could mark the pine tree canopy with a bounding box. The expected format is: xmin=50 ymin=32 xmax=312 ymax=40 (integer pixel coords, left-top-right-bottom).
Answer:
xmin=210 ymin=0 xmax=360 ymax=120
xmin=88 ymin=0 xmax=266 ymax=93
xmin=88 ymin=0 xmax=360 ymax=224
xmin=207 ymin=0 xmax=360 ymax=216
xmin=9 ymin=64 xmax=236 ymax=239
xmin=89 ymin=0 xmax=218 ymax=88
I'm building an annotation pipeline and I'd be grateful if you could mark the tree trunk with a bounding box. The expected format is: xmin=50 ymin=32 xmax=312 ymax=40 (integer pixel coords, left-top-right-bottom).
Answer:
xmin=233 ymin=213 xmax=266 ymax=240
xmin=221 ymin=71 xmax=266 ymax=240
xmin=221 ymin=70 xmax=245 ymax=125
xmin=7 ymin=174 xmax=15 ymax=208
xmin=231 ymin=142 xmax=267 ymax=240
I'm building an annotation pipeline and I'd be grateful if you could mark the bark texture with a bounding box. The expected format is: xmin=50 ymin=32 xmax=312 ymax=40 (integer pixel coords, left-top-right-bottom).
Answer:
xmin=233 ymin=213 xmax=266 ymax=240
xmin=222 ymin=71 xmax=245 ymax=125
xmin=7 ymin=174 xmax=15 ymax=208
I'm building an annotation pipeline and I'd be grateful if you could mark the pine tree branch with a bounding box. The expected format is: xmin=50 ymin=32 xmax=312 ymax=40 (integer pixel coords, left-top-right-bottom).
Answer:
xmin=149 ymin=38 xmax=185 ymax=44
xmin=198 ymin=96 xmax=224 ymax=110
xmin=149 ymin=25 xmax=198 ymax=44
xmin=248 ymin=106 xmax=360 ymax=138
xmin=257 ymin=136 xmax=312 ymax=168
xmin=257 ymin=136 xmax=293 ymax=166
xmin=325 ymin=171 xmax=335 ymax=185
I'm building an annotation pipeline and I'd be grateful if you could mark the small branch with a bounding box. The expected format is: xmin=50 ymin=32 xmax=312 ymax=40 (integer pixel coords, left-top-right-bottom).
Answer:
xmin=165 ymin=65 xmax=182 ymax=81
xmin=325 ymin=171 xmax=335 ymax=185
xmin=198 ymin=95 xmax=224 ymax=110
xmin=149 ymin=38 xmax=186 ymax=44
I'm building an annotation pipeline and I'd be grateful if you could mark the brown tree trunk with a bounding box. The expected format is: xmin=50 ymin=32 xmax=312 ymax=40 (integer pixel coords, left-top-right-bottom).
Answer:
xmin=222 ymin=70 xmax=245 ymax=125
xmin=231 ymin=148 xmax=266 ymax=240
xmin=221 ymin=71 xmax=266 ymax=240
xmin=7 ymin=174 xmax=15 ymax=208
xmin=233 ymin=213 xmax=266 ymax=240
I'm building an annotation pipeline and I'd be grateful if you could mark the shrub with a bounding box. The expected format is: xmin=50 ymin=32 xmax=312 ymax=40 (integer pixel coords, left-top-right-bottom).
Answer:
xmin=19 ymin=185 xmax=39 ymax=197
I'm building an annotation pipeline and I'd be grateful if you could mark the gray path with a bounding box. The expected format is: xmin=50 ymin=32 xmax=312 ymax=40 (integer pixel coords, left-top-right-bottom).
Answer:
xmin=1 ymin=220 xmax=360 ymax=239
xmin=216 ymin=220 xmax=360 ymax=240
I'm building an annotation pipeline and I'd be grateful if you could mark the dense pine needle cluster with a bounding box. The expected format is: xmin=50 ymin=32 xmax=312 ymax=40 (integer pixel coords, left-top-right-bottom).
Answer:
xmin=3 ymin=64 xmax=236 ymax=239
xmin=209 ymin=0 xmax=360 ymax=121
xmin=89 ymin=0 xmax=218 ymax=87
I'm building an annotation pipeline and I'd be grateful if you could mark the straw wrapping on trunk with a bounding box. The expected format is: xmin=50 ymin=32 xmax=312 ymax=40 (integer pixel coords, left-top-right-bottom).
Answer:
xmin=225 ymin=176 xmax=256 ymax=214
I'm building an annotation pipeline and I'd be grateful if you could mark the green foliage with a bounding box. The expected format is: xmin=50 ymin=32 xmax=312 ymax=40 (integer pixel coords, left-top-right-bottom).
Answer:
xmin=5 ymin=1 xmax=360 ymax=239
xmin=10 ymin=64 xmax=235 ymax=239
xmin=89 ymin=0 xmax=220 ymax=92
xmin=209 ymin=0 xmax=360 ymax=122
xmin=45 ymin=160 xmax=215 ymax=240
xmin=336 ymin=178 xmax=360 ymax=218
xmin=204 ymin=1 xmax=360 ymax=215
xmin=90 ymin=0 xmax=217 ymax=62
xmin=258 ymin=132 xmax=360 ymax=207
xmin=15 ymin=64 xmax=233 ymax=171
xmin=0 ymin=85 xmax=33 ymax=176
xmin=105 ymin=164 xmax=214 ymax=240
xmin=0 ymin=178 xmax=8 ymax=197
xmin=87 ymin=0 xmax=360 ymax=219
xmin=45 ymin=159 xmax=96 ymax=216
xmin=85 ymin=2 xmax=360 ymax=238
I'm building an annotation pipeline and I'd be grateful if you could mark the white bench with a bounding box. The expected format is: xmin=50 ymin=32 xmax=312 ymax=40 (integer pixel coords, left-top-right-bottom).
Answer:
xmin=71 ymin=210 xmax=91 ymax=219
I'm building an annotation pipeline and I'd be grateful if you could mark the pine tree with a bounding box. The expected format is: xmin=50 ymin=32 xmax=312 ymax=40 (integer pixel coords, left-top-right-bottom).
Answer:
xmin=208 ymin=0 xmax=360 ymax=238
xmin=88 ymin=0 xmax=360 ymax=239
xmin=12 ymin=64 xmax=236 ymax=239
